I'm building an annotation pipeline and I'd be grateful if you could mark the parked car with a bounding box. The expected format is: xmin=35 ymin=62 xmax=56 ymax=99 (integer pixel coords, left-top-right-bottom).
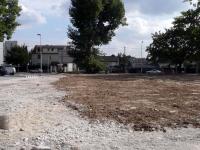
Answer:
xmin=146 ymin=69 xmax=162 ymax=75
xmin=29 ymin=69 xmax=43 ymax=73
xmin=4 ymin=65 xmax=16 ymax=75
xmin=0 ymin=66 xmax=6 ymax=76
xmin=108 ymin=66 xmax=122 ymax=73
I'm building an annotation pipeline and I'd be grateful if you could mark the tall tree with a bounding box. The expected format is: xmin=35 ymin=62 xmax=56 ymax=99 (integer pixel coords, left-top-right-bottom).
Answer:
xmin=5 ymin=45 xmax=30 ymax=66
xmin=0 ymin=0 xmax=21 ymax=42
xmin=173 ymin=7 xmax=200 ymax=62
xmin=184 ymin=0 xmax=200 ymax=7
xmin=68 ymin=0 xmax=126 ymax=73
xmin=147 ymin=6 xmax=200 ymax=73
xmin=146 ymin=28 xmax=187 ymax=72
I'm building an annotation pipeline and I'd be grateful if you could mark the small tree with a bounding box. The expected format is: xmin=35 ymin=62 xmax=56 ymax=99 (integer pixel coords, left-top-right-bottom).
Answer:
xmin=68 ymin=0 xmax=126 ymax=73
xmin=0 ymin=0 xmax=21 ymax=41
xmin=5 ymin=45 xmax=30 ymax=66
xmin=118 ymin=53 xmax=131 ymax=73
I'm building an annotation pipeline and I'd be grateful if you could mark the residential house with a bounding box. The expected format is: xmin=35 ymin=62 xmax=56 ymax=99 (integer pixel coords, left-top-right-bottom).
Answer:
xmin=31 ymin=45 xmax=77 ymax=72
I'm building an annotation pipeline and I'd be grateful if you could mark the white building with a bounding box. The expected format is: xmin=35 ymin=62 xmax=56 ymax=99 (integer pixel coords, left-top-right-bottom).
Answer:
xmin=31 ymin=45 xmax=77 ymax=72
xmin=0 ymin=42 xmax=3 ymax=65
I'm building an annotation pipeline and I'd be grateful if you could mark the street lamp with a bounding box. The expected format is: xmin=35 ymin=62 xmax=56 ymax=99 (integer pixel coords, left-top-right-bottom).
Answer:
xmin=141 ymin=40 xmax=144 ymax=73
xmin=37 ymin=34 xmax=42 ymax=72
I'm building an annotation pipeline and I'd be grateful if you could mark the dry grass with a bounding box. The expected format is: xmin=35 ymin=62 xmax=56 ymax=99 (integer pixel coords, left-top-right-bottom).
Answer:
xmin=55 ymin=74 xmax=200 ymax=131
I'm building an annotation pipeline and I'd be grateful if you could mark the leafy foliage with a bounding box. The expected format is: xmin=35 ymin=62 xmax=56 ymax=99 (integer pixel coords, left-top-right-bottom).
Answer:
xmin=0 ymin=0 xmax=21 ymax=42
xmin=68 ymin=0 xmax=126 ymax=73
xmin=85 ymin=55 xmax=105 ymax=73
xmin=5 ymin=45 xmax=30 ymax=66
xmin=184 ymin=0 xmax=200 ymax=7
xmin=146 ymin=6 xmax=200 ymax=72
xmin=118 ymin=53 xmax=131 ymax=73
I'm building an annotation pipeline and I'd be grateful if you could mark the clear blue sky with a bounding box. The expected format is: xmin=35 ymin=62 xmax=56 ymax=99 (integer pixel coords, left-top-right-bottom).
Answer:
xmin=11 ymin=0 xmax=190 ymax=57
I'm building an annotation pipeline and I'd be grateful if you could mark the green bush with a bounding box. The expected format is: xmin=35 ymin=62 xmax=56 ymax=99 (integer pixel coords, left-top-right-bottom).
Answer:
xmin=85 ymin=55 xmax=105 ymax=73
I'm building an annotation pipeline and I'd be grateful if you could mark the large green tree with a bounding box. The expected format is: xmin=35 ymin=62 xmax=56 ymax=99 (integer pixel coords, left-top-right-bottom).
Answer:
xmin=147 ymin=29 xmax=187 ymax=72
xmin=5 ymin=45 xmax=30 ymax=66
xmin=68 ymin=0 xmax=126 ymax=73
xmin=173 ymin=7 xmax=200 ymax=62
xmin=0 ymin=0 xmax=21 ymax=42
xmin=147 ymin=6 xmax=200 ymax=72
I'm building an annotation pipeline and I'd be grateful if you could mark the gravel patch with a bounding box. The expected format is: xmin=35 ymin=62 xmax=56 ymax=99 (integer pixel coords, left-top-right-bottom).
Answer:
xmin=0 ymin=74 xmax=200 ymax=149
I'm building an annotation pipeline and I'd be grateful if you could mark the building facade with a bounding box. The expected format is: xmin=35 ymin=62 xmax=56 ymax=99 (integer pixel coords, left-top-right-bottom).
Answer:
xmin=100 ymin=56 xmax=119 ymax=67
xmin=128 ymin=58 xmax=156 ymax=73
xmin=31 ymin=45 xmax=76 ymax=72
xmin=3 ymin=41 xmax=18 ymax=59
xmin=0 ymin=42 xmax=3 ymax=65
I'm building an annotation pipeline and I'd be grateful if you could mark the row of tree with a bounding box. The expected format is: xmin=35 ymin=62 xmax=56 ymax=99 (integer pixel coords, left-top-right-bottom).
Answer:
xmin=146 ymin=1 xmax=200 ymax=72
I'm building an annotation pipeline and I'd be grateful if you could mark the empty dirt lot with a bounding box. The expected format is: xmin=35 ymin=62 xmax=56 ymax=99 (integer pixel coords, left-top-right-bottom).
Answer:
xmin=0 ymin=74 xmax=200 ymax=149
xmin=56 ymin=74 xmax=200 ymax=131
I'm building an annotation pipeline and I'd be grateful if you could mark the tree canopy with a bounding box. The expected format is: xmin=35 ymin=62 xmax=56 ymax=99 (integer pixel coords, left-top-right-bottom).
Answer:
xmin=146 ymin=6 xmax=200 ymax=72
xmin=5 ymin=45 xmax=30 ymax=66
xmin=68 ymin=0 xmax=126 ymax=73
xmin=0 ymin=0 xmax=21 ymax=42
xmin=185 ymin=0 xmax=200 ymax=7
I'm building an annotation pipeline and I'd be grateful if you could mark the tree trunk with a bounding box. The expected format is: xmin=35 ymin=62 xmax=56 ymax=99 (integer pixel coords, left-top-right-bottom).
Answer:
xmin=179 ymin=63 xmax=182 ymax=74
xmin=175 ymin=64 xmax=178 ymax=74
xmin=196 ymin=61 xmax=199 ymax=74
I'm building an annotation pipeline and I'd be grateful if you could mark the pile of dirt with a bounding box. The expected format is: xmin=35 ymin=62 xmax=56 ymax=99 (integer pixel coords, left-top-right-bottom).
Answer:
xmin=55 ymin=74 xmax=200 ymax=131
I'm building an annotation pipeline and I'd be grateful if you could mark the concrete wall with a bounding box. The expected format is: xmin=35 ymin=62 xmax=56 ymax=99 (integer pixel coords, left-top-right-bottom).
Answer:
xmin=0 ymin=42 xmax=3 ymax=65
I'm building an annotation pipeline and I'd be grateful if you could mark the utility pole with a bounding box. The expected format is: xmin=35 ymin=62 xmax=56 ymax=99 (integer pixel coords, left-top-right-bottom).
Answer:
xmin=141 ymin=41 xmax=144 ymax=73
xmin=37 ymin=34 xmax=42 ymax=73
xmin=124 ymin=46 xmax=126 ymax=55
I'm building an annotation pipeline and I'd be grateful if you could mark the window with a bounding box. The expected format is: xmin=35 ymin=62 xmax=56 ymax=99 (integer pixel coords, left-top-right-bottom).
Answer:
xmin=38 ymin=55 xmax=40 ymax=59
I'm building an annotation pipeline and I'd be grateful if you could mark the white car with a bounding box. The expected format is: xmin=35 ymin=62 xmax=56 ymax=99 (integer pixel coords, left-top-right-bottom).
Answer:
xmin=146 ymin=69 xmax=162 ymax=75
xmin=3 ymin=65 xmax=16 ymax=75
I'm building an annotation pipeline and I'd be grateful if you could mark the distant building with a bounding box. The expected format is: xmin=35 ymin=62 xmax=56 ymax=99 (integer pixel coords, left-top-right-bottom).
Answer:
xmin=129 ymin=58 xmax=156 ymax=73
xmin=100 ymin=56 xmax=119 ymax=67
xmin=0 ymin=42 xmax=3 ymax=65
xmin=129 ymin=58 xmax=147 ymax=68
xmin=31 ymin=45 xmax=77 ymax=72
xmin=3 ymin=41 xmax=18 ymax=59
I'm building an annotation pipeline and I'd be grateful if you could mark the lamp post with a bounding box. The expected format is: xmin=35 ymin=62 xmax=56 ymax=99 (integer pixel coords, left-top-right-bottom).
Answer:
xmin=37 ymin=34 xmax=42 ymax=73
xmin=141 ymin=40 xmax=144 ymax=73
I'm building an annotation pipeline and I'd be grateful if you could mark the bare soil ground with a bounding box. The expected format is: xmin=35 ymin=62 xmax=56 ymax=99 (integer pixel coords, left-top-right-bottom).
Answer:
xmin=56 ymin=74 xmax=200 ymax=131
xmin=1 ymin=74 xmax=200 ymax=149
